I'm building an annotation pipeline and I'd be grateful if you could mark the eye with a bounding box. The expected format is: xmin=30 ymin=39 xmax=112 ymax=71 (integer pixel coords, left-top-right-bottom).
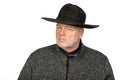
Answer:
xmin=66 ymin=26 xmax=74 ymax=31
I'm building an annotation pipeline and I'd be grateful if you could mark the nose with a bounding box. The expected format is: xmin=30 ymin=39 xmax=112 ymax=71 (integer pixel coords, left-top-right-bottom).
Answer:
xmin=59 ymin=28 xmax=65 ymax=35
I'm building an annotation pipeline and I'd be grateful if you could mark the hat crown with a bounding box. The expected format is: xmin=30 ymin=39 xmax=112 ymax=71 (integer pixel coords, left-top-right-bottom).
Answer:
xmin=57 ymin=4 xmax=86 ymax=24
xmin=41 ymin=3 xmax=99 ymax=28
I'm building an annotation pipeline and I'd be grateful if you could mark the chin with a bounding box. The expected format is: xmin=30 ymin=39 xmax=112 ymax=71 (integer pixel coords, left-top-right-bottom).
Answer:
xmin=57 ymin=42 xmax=66 ymax=48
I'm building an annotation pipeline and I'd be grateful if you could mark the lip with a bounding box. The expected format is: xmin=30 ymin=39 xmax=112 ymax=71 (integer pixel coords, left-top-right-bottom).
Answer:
xmin=58 ymin=38 xmax=65 ymax=42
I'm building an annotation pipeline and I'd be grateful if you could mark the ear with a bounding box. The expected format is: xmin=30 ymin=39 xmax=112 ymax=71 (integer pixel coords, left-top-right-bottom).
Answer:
xmin=79 ymin=28 xmax=84 ymax=38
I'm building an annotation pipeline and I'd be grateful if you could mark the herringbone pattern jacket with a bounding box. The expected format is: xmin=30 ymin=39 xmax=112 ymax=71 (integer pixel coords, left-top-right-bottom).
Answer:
xmin=18 ymin=43 xmax=115 ymax=80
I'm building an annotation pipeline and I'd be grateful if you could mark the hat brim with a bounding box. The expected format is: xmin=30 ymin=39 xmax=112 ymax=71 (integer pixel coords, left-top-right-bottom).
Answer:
xmin=41 ymin=17 xmax=99 ymax=28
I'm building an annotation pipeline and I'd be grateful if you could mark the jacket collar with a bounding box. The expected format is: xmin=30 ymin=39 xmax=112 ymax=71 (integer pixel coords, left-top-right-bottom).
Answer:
xmin=56 ymin=40 xmax=85 ymax=58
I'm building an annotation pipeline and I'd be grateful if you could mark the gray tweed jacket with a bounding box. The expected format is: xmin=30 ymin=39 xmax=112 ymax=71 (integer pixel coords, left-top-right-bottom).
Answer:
xmin=18 ymin=43 xmax=115 ymax=80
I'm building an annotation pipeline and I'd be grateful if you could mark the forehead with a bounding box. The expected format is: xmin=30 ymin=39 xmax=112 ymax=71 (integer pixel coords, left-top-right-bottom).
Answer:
xmin=56 ymin=23 xmax=80 ymax=29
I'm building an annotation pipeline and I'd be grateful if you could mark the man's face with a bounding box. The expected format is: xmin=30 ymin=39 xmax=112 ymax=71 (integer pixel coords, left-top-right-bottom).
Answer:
xmin=56 ymin=23 xmax=84 ymax=50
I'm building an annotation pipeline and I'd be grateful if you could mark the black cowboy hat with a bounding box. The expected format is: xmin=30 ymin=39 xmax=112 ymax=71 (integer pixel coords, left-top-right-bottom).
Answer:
xmin=41 ymin=3 xmax=99 ymax=28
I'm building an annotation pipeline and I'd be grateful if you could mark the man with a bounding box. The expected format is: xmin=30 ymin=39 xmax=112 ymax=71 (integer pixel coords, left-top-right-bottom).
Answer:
xmin=18 ymin=3 xmax=115 ymax=80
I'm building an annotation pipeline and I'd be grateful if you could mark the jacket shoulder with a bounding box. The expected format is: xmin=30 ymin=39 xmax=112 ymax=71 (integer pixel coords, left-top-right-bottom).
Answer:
xmin=84 ymin=45 xmax=107 ymax=61
xmin=27 ymin=44 xmax=57 ymax=61
xmin=31 ymin=44 xmax=57 ymax=55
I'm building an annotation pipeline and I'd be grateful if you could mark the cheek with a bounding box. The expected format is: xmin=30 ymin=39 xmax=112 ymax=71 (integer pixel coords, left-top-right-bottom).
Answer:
xmin=72 ymin=33 xmax=81 ymax=40
xmin=66 ymin=34 xmax=75 ymax=41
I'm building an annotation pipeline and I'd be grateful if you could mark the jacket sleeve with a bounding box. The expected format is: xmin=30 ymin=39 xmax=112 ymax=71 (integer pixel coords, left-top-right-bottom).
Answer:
xmin=105 ymin=57 xmax=115 ymax=80
xmin=18 ymin=55 xmax=32 ymax=80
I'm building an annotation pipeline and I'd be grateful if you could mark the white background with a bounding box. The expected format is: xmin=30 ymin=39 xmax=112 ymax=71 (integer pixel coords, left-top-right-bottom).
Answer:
xmin=0 ymin=0 xmax=119 ymax=80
